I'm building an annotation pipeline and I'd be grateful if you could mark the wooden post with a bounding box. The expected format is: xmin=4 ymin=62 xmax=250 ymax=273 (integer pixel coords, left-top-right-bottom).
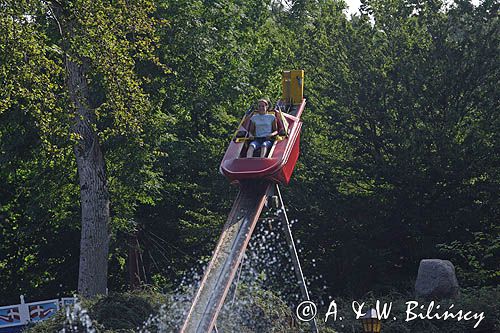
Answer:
xmin=128 ymin=231 xmax=141 ymax=290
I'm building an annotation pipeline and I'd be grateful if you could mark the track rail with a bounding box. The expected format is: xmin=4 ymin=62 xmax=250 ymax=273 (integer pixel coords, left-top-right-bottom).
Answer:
xmin=180 ymin=181 xmax=271 ymax=333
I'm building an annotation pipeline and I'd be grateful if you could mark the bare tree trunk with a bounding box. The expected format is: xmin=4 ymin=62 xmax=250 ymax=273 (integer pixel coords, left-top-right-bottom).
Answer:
xmin=66 ymin=59 xmax=110 ymax=298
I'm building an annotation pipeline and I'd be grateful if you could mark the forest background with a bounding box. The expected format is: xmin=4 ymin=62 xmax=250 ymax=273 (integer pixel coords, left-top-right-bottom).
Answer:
xmin=0 ymin=0 xmax=498 ymax=309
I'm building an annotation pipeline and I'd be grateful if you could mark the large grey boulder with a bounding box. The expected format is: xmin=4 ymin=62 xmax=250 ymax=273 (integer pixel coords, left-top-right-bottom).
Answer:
xmin=415 ymin=259 xmax=460 ymax=300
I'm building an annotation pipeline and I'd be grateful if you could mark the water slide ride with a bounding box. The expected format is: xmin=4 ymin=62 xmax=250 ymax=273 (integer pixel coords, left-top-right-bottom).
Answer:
xmin=181 ymin=70 xmax=317 ymax=333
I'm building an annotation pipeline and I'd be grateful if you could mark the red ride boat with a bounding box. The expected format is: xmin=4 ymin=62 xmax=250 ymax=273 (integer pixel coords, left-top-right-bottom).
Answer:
xmin=220 ymin=70 xmax=306 ymax=185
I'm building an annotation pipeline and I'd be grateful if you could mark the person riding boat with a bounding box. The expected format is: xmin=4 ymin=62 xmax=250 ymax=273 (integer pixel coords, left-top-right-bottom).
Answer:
xmin=246 ymin=99 xmax=278 ymax=158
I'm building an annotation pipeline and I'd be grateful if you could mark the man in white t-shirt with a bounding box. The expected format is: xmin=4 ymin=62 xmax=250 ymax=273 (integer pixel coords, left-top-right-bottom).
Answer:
xmin=247 ymin=99 xmax=278 ymax=158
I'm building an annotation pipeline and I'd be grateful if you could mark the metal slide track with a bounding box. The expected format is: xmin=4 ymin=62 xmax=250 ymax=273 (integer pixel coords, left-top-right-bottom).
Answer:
xmin=180 ymin=181 xmax=271 ymax=333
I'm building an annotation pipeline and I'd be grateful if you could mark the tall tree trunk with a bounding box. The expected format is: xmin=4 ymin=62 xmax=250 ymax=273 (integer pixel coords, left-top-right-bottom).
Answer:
xmin=67 ymin=59 xmax=110 ymax=297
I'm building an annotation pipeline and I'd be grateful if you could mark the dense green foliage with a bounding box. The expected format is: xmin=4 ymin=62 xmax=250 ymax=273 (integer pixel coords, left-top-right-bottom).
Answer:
xmin=25 ymin=290 xmax=168 ymax=332
xmin=0 ymin=0 xmax=498 ymax=324
xmin=291 ymin=0 xmax=499 ymax=297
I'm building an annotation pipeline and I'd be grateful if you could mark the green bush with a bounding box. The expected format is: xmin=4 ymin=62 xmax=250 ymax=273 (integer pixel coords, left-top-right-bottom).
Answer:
xmin=25 ymin=290 xmax=168 ymax=333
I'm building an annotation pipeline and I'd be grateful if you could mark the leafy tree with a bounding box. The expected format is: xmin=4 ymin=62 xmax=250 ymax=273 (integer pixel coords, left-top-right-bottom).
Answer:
xmin=135 ymin=0 xmax=296 ymax=284
xmin=1 ymin=0 xmax=167 ymax=298
xmin=287 ymin=0 xmax=498 ymax=296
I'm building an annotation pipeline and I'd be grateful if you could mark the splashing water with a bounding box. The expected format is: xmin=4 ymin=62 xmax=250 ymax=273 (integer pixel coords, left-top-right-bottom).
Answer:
xmin=60 ymin=299 xmax=96 ymax=333
xmin=57 ymin=208 xmax=320 ymax=332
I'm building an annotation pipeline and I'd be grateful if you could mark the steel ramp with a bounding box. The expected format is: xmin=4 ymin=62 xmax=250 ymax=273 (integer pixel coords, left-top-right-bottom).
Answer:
xmin=180 ymin=181 xmax=271 ymax=333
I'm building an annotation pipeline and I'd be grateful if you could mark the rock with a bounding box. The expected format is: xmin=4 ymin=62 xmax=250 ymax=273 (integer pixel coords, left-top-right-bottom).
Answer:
xmin=415 ymin=259 xmax=460 ymax=300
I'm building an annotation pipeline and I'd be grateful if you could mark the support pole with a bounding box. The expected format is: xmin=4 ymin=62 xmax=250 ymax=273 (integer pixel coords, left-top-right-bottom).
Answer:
xmin=274 ymin=185 xmax=319 ymax=333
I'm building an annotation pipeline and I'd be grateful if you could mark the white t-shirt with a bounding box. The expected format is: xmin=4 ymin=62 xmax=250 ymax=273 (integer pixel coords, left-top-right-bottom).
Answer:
xmin=251 ymin=114 xmax=275 ymax=137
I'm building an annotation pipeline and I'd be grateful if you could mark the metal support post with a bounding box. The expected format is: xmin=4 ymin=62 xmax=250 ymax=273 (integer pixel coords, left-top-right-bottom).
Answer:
xmin=274 ymin=185 xmax=319 ymax=333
